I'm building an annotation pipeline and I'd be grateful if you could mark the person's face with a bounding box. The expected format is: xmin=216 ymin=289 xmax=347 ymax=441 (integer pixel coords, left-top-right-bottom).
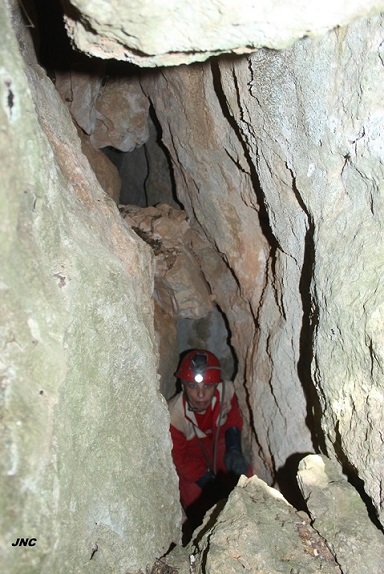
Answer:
xmin=183 ymin=381 xmax=217 ymax=412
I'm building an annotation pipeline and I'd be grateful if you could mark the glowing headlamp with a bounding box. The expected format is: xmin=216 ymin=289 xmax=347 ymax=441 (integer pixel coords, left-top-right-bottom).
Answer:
xmin=194 ymin=373 xmax=204 ymax=383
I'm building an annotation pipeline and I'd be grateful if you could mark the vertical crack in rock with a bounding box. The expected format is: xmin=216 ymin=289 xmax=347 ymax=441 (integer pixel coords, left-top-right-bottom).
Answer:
xmin=210 ymin=59 xmax=280 ymax=256
xmin=284 ymin=162 xmax=326 ymax=455
xmin=210 ymin=58 xmax=286 ymax=337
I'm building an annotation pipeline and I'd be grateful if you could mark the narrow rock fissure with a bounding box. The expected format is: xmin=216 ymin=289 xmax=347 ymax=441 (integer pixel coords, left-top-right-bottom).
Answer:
xmin=5 ymin=1 xmax=384 ymax=572
xmin=30 ymin=0 xmax=333 ymax=515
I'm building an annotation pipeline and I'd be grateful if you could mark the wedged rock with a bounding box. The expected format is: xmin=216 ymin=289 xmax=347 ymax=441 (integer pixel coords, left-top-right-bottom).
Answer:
xmin=297 ymin=454 xmax=384 ymax=574
xmin=120 ymin=204 xmax=214 ymax=319
xmin=62 ymin=0 xmax=384 ymax=67
xmin=165 ymin=457 xmax=384 ymax=574
xmin=190 ymin=475 xmax=340 ymax=574
xmin=55 ymin=62 xmax=106 ymax=134
xmin=90 ymin=75 xmax=150 ymax=151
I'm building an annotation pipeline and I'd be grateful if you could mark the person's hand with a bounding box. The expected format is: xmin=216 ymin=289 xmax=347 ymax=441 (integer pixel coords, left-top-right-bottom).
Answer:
xmin=225 ymin=426 xmax=248 ymax=476
xmin=196 ymin=470 xmax=215 ymax=489
xmin=224 ymin=449 xmax=248 ymax=476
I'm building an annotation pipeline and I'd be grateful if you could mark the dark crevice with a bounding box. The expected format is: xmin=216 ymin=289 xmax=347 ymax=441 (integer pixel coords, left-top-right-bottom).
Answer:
xmin=209 ymin=57 xmax=285 ymax=486
xmin=210 ymin=57 xmax=326 ymax=494
xmin=215 ymin=303 xmax=238 ymax=380
xmin=284 ymin=163 xmax=327 ymax=457
xmin=146 ymin=104 xmax=182 ymax=208
xmin=275 ymin=452 xmax=313 ymax=512
xmin=210 ymin=57 xmax=283 ymax=339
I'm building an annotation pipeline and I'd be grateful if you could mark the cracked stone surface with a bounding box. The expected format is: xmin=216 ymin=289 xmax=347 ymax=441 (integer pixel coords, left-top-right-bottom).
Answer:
xmin=297 ymin=455 xmax=384 ymax=574
xmin=62 ymin=0 xmax=384 ymax=67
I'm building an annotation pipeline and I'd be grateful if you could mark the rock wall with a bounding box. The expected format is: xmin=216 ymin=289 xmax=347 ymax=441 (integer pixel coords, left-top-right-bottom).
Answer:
xmin=141 ymin=14 xmax=384 ymax=523
xmin=3 ymin=1 xmax=384 ymax=572
xmin=165 ymin=455 xmax=384 ymax=574
xmin=0 ymin=3 xmax=180 ymax=573
xmin=140 ymin=61 xmax=314 ymax=484
xmin=224 ymin=16 xmax=384 ymax=522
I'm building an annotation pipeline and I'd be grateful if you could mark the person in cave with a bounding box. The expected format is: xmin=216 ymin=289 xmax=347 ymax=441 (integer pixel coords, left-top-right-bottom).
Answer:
xmin=168 ymin=349 xmax=251 ymax=537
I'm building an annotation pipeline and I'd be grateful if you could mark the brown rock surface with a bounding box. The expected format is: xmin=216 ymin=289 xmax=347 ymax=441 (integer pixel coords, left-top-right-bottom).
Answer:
xmin=120 ymin=203 xmax=214 ymax=320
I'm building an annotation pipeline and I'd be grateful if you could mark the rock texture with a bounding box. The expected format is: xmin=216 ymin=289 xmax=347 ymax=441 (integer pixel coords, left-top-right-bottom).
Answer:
xmin=141 ymin=60 xmax=313 ymax=484
xmin=62 ymin=0 xmax=384 ymax=67
xmin=89 ymin=75 xmax=149 ymax=151
xmin=141 ymin=15 xmax=384 ymax=524
xmin=164 ymin=455 xmax=384 ymax=574
xmin=1 ymin=4 xmax=180 ymax=573
xmin=56 ymin=67 xmax=150 ymax=152
xmin=77 ymin=128 xmax=121 ymax=202
xmin=297 ymin=455 xmax=384 ymax=574
xmin=221 ymin=16 xmax=384 ymax=523
xmin=55 ymin=61 xmax=106 ymax=135
xmin=120 ymin=203 xmax=214 ymax=320
xmin=192 ymin=475 xmax=341 ymax=573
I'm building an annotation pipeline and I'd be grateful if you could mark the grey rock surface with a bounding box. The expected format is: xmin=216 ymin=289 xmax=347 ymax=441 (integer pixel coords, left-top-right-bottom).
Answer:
xmin=225 ymin=15 xmax=384 ymax=523
xmin=297 ymin=455 xmax=384 ymax=574
xmin=63 ymin=0 xmax=384 ymax=67
xmin=191 ymin=475 xmax=340 ymax=574
xmin=1 ymin=4 xmax=181 ymax=573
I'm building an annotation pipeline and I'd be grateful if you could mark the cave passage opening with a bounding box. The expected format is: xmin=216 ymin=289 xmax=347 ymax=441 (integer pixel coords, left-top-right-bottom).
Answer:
xmin=23 ymin=0 xmax=319 ymax=515
xmin=26 ymin=0 xmax=238 ymax=390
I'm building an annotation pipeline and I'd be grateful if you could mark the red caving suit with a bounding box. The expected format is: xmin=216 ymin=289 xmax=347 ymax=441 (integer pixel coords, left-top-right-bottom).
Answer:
xmin=168 ymin=381 xmax=244 ymax=511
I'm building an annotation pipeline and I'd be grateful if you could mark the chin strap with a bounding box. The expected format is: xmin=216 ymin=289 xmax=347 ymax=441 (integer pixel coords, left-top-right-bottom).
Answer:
xmin=188 ymin=380 xmax=226 ymax=477
xmin=213 ymin=380 xmax=225 ymax=475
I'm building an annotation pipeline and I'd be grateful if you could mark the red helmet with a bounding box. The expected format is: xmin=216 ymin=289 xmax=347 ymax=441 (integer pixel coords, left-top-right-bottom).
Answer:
xmin=176 ymin=349 xmax=222 ymax=384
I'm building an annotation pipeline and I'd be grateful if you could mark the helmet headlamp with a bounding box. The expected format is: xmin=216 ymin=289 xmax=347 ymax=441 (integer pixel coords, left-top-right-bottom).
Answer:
xmin=176 ymin=349 xmax=222 ymax=384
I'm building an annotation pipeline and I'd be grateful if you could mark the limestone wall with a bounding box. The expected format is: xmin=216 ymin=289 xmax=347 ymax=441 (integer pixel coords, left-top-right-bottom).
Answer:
xmin=141 ymin=16 xmax=384 ymax=524
xmin=0 ymin=3 xmax=180 ymax=573
xmin=227 ymin=15 xmax=384 ymax=523
xmin=63 ymin=0 xmax=384 ymax=67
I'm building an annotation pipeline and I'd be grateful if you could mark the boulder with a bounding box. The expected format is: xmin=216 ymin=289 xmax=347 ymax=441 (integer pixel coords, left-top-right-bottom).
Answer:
xmin=297 ymin=454 xmax=384 ymax=574
xmin=62 ymin=0 xmax=384 ymax=67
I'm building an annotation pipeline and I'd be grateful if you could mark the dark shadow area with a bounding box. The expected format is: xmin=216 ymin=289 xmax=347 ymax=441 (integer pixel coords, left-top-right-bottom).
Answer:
xmin=23 ymin=0 xmax=82 ymax=74
xmin=190 ymin=496 xmax=228 ymax=546
xmin=101 ymin=105 xmax=181 ymax=208
xmin=146 ymin=104 xmax=182 ymax=208
xmin=182 ymin=471 xmax=239 ymax=545
xmin=290 ymin=166 xmax=328 ymax=456
xmin=274 ymin=452 xmax=313 ymax=512
xmin=24 ymin=0 xmax=139 ymax=80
